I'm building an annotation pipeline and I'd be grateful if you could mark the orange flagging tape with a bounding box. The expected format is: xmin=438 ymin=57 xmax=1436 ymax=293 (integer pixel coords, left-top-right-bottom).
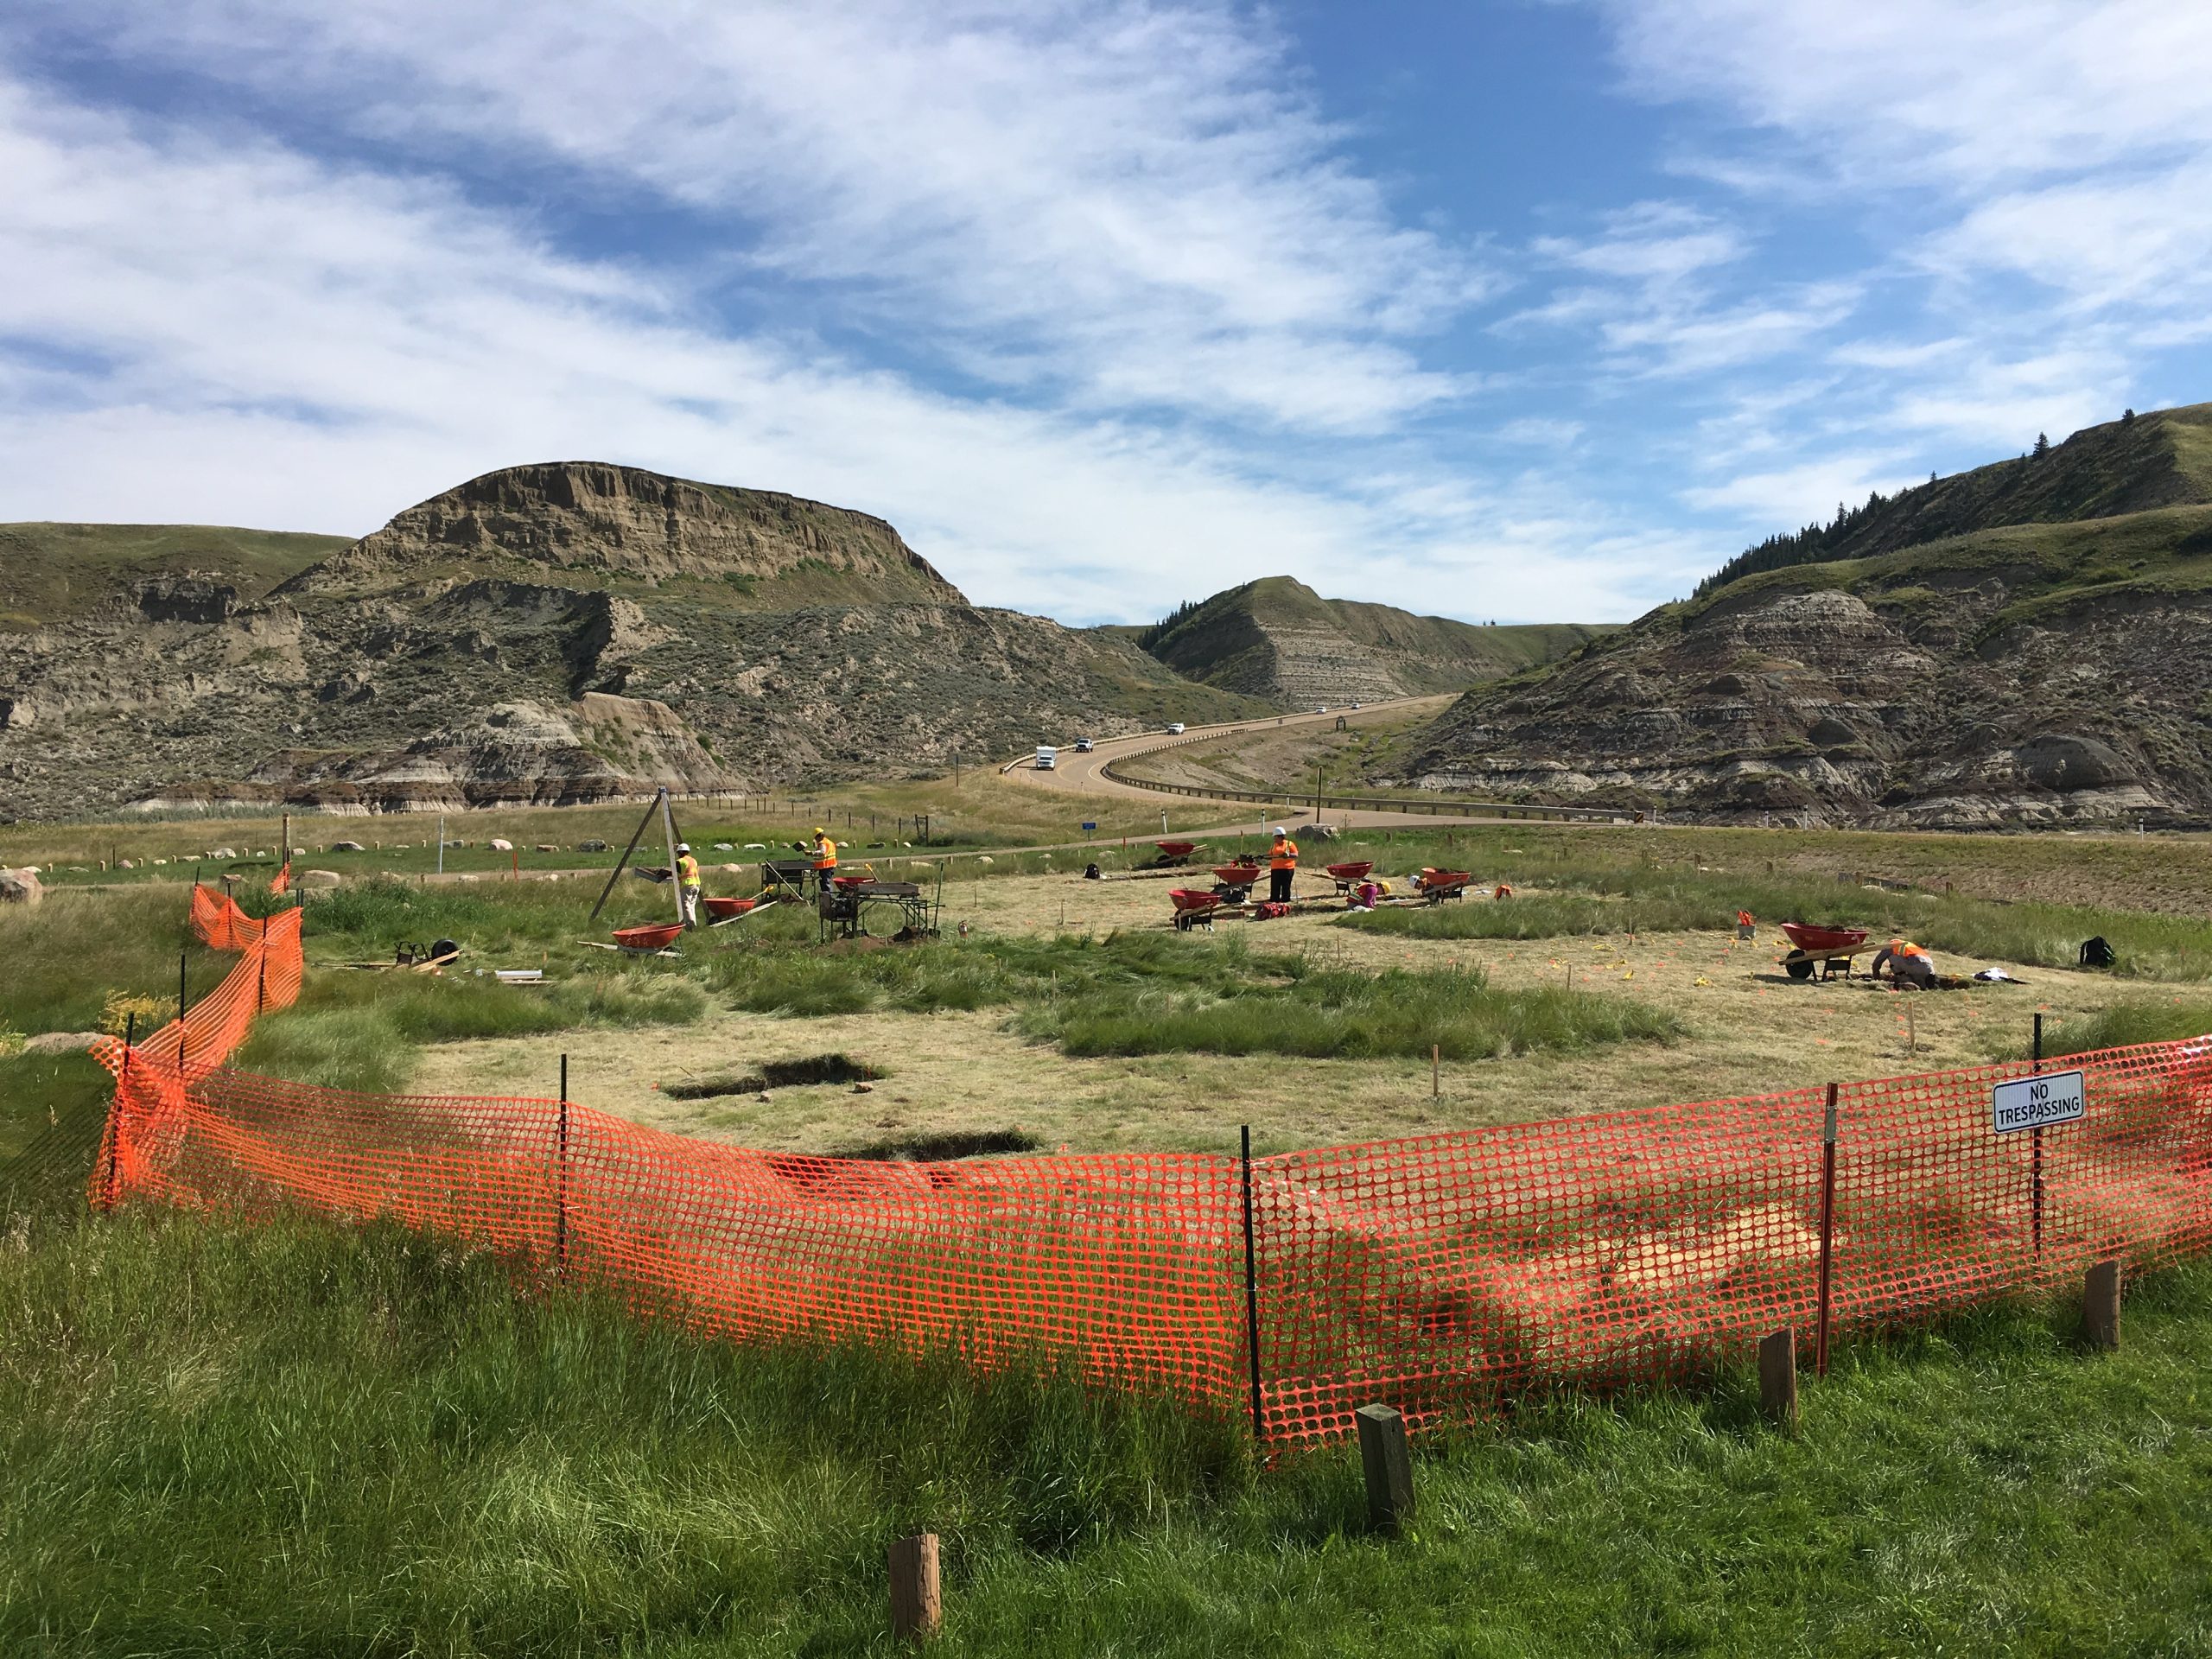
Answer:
xmin=90 ymin=889 xmax=2212 ymax=1443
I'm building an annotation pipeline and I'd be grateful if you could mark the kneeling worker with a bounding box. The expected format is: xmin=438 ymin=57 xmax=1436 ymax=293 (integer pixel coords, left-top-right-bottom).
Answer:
xmin=675 ymin=842 xmax=702 ymax=927
xmin=1871 ymin=938 xmax=1935 ymax=988
xmin=1268 ymin=826 xmax=1298 ymax=904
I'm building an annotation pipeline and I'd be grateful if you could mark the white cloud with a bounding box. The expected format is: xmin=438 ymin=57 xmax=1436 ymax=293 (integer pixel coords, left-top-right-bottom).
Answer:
xmin=1599 ymin=0 xmax=2212 ymax=188
xmin=1533 ymin=201 xmax=1745 ymax=284
xmin=10 ymin=0 xmax=1488 ymax=435
xmin=0 ymin=72 xmax=1673 ymax=626
xmin=1886 ymin=348 xmax=2125 ymax=450
xmin=1682 ymin=455 xmax=1916 ymax=529
xmin=1922 ymin=163 xmax=2212 ymax=311
xmin=1594 ymin=0 xmax=2212 ymax=320
xmin=1492 ymin=417 xmax=1585 ymax=448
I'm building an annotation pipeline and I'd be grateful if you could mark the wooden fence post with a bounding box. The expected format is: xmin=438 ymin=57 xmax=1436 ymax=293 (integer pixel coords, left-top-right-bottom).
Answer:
xmin=1758 ymin=1327 xmax=1798 ymax=1427
xmin=1355 ymin=1403 xmax=1414 ymax=1533
xmin=2082 ymin=1259 xmax=2121 ymax=1351
xmin=889 ymin=1532 xmax=941 ymax=1643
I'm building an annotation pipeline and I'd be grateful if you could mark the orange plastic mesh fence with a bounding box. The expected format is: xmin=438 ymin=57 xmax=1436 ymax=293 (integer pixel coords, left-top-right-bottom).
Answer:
xmin=90 ymin=889 xmax=302 ymax=1212
xmin=1250 ymin=1043 xmax=2212 ymax=1440
xmin=88 ymin=891 xmax=2212 ymax=1442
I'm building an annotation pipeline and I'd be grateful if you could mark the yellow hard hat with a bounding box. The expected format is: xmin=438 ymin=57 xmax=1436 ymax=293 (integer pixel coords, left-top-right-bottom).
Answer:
xmin=814 ymin=826 xmax=826 ymax=836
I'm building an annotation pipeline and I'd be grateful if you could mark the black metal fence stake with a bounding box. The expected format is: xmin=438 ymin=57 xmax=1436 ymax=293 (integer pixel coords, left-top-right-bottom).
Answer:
xmin=102 ymin=1011 xmax=136 ymax=1215
xmin=1241 ymin=1123 xmax=1264 ymax=1442
xmin=178 ymin=949 xmax=188 ymax=1074
xmin=556 ymin=1054 xmax=571 ymax=1281
xmin=1815 ymin=1083 xmax=1839 ymax=1377
xmin=2031 ymin=1014 xmax=2045 ymax=1261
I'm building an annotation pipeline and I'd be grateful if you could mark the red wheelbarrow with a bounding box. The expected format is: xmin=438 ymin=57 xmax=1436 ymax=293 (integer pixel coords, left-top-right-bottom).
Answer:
xmin=1154 ymin=839 xmax=1204 ymax=867
xmin=1325 ymin=860 xmax=1373 ymax=894
xmin=1169 ymin=888 xmax=1228 ymax=931
xmin=1211 ymin=861 xmax=1263 ymax=899
xmin=1778 ymin=922 xmax=1869 ymax=981
xmin=613 ymin=922 xmax=684 ymax=953
xmin=702 ymin=896 xmax=759 ymax=921
xmin=1416 ymin=868 xmax=1472 ymax=903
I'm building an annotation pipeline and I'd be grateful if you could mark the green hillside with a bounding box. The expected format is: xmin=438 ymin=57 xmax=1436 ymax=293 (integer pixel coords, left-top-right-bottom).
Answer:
xmin=1137 ymin=575 xmax=1607 ymax=704
xmin=1698 ymin=402 xmax=2212 ymax=596
xmin=0 ymin=523 xmax=353 ymax=632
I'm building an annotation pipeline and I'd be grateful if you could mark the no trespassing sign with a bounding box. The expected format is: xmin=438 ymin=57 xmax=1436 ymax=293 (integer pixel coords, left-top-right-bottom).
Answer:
xmin=1991 ymin=1069 xmax=2086 ymax=1135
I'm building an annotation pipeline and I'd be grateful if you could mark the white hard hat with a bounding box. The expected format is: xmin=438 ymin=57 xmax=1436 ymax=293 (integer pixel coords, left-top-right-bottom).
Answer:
xmin=1273 ymin=826 xmax=1287 ymax=836
xmin=677 ymin=842 xmax=690 ymax=854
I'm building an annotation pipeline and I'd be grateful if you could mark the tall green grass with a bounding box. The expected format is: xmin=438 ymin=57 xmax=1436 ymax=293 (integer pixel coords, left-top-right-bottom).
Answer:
xmin=7 ymin=1209 xmax=2212 ymax=1654
xmin=232 ymin=969 xmax=706 ymax=1092
xmin=1022 ymin=961 xmax=1679 ymax=1061
xmin=1993 ymin=998 xmax=2212 ymax=1059
xmin=0 ymin=1211 xmax=1245 ymax=1654
xmin=706 ymin=930 xmax=1675 ymax=1061
xmin=705 ymin=930 xmax=1306 ymax=1020
xmin=1336 ymin=854 xmax=2212 ymax=977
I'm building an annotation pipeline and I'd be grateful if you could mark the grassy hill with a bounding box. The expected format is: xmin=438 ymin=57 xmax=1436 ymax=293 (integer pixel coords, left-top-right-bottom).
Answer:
xmin=0 ymin=523 xmax=353 ymax=632
xmin=1407 ymin=399 xmax=2212 ymax=826
xmin=1699 ymin=402 xmax=2212 ymax=596
xmin=1135 ymin=575 xmax=1607 ymax=705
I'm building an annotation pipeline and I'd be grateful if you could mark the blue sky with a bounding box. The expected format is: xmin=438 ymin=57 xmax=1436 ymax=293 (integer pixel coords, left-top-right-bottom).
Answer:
xmin=4 ymin=2 xmax=2209 ymax=625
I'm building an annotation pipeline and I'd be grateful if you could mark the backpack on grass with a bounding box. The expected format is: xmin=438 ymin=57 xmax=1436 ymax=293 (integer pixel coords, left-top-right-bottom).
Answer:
xmin=2079 ymin=937 xmax=2116 ymax=969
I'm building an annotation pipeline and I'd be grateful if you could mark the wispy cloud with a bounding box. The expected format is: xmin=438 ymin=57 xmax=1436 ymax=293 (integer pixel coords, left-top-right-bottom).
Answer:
xmin=1509 ymin=200 xmax=1857 ymax=378
xmin=1580 ymin=0 xmax=2210 ymax=532
xmin=0 ymin=59 xmax=1675 ymax=625
xmin=10 ymin=0 xmax=1491 ymax=435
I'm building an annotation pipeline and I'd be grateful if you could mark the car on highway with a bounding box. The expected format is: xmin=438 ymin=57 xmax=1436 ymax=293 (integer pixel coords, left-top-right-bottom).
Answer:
xmin=1313 ymin=704 xmax=1327 ymax=713
xmin=1074 ymin=736 xmax=1095 ymax=752
xmin=1166 ymin=722 xmax=1185 ymax=734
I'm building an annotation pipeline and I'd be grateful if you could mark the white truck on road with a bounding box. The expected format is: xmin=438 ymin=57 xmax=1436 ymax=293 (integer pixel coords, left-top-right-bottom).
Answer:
xmin=1035 ymin=745 xmax=1057 ymax=770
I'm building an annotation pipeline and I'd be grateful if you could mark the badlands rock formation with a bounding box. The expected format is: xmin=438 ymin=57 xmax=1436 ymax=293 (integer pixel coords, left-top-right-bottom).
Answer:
xmin=0 ymin=463 xmax=1262 ymax=819
xmin=1411 ymin=403 xmax=2212 ymax=826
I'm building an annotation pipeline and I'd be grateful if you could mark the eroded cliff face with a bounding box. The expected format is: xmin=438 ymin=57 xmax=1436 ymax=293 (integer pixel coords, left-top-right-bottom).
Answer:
xmin=1411 ymin=524 xmax=2212 ymax=827
xmin=0 ymin=465 xmax=1255 ymax=818
xmin=283 ymin=461 xmax=966 ymax=603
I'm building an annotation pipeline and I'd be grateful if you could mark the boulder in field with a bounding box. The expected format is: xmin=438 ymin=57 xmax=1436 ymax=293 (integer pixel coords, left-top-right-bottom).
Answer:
xmin=23 ymin=1030 xmax=103 ymax=1056
xmin=0 ymin=868 xmax=42 ymax=906
xmin=301 ymin=869 xmax=343 ymax=888
xmin=489 ymin=838 xmax=514 ymax=851
xmin=331 ymin=840 xmax=365 ymax=852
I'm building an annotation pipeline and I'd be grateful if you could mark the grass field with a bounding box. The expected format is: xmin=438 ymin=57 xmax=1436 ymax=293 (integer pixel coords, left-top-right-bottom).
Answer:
xmin=2 ymin=1209 xmax=2207 ymax=1655
xmin=11 ymin=812 xmax=2205 ymax=1163
xmin=6 ymin=808 xmax=2212 ymax=1652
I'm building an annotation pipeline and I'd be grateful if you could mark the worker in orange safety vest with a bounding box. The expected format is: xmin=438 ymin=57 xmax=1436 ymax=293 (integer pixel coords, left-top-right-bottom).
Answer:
xmin=1268 ymin=826 xmax=1299 ymax=904
xmin=674 ymin=842 xmax=702 ymax=928
xmin=1870 ymin=938 xmax=1934 ymax=988
xmin=810 ymin=826 xmax=838 ymax=892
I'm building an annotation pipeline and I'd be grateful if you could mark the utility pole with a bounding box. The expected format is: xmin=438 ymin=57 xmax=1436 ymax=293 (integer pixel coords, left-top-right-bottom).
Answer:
xmin=436 ymin=813 xmax=445 ymax=876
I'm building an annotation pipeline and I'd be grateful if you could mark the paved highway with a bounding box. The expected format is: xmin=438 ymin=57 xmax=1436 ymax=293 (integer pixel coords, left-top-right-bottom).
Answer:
xmin=995 ymin=694 xmax=1600 ymax=832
